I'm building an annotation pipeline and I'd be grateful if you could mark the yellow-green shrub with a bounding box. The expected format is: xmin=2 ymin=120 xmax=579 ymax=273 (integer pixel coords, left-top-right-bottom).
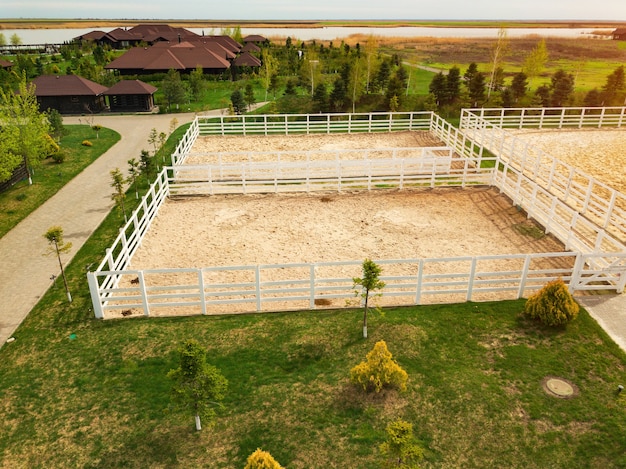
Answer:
xmin=380 ymin=419 xmax=424 ymax=468
xmin=524 ymin=279 xmax=579 ymax=327
xmin=243 ymin=448 xmax=284 ymax=469
xmin=350 ymin=340 xmax=408 ymax=393
xmin=82 ymin=140 xmax=93 ymax=147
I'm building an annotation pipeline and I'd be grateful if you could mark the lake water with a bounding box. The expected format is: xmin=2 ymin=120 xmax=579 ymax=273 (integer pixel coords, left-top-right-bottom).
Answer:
xmin=0 ymin=26 xmax=612 ymax=45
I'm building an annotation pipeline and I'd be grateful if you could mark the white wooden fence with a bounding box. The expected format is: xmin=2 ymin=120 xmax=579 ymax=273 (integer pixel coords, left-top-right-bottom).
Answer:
xmin=88 ymin=110 xmax=626 ymax=319
xmin=460 ymin=106 xmax=626 ymax=129
xmin=460 ymin=107 xmax=626 ymax=246
xmin=88 ymin=253 xmax=590 ymax=318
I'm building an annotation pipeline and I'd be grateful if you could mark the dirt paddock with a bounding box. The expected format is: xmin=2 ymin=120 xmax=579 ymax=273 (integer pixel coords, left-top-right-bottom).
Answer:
xmin=116 ymin=129 xmax=624 ymax=318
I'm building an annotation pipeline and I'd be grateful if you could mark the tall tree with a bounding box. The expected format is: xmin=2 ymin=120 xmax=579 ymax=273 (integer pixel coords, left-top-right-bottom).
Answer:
xmin=312 ymin=83 xmax=329 ymax=113
xmin=364 ymin=35 xmax=379 ymax=94
xmin=230 ymin=89 xmax=246 ymax=114
xmin=601 ymin=65 xmax=625 ymax=106
xmin=188 ymin=66 xmax=206 ymax=101
xmin=510 ymin=71 xmax=528 ymax=104
xmin=464 ymin=62 xmax=479 ymax=85
xmin=428 ymin=72 xmax=447 ymax=106
xmin=467 ymin=71 xmax=486 ymax=107
xmin=110 ymin=168 xmax=128 ymax=223
xmin=329 ymin=77 xmax=347 ymax=112
xmin=550 ymin=69 xmax=575 ymax=107
xmin=349 ymin=56 xmax=364 ymax=113
xmin=43 ymin=226 xmax=73 ymax=303
xmin=0 ymin=72 xmax=52 ymax=184
xmin=161 ymin=69 xmax=187 ymax=110
xmin=487 ymin=27 xmax=509 ymax=99
xmin=353 ymin=259 xmax=385 ymax=339
xmin=523 ymin=38 xmax=549 ymax=78
xmin=168 ymin=339 xmax=228 ymax=431
xmin=445 ymin=66 xmax=461 ymax=105
xmin=261 ymin=49 xmax=278 ymax=101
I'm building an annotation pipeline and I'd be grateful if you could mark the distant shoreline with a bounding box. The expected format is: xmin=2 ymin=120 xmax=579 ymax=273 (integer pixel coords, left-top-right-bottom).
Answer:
xmin=1 ymin=19 xmax=624 ymax=30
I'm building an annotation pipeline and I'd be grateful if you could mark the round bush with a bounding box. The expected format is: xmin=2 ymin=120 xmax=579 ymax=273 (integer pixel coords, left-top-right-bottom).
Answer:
xmin=524 ymin=279 xmax=579 ymax=327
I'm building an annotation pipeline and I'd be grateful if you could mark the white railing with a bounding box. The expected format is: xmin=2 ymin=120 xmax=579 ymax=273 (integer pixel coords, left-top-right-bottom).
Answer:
xmin=460 ymin=109 xmax=626 ymax=245
xmin=87 ymin=252 xmax=580 ymax=318
xmin=461 ymin=106 xmax=626 ymax=129
xmin=171 ymin=118 xmax=199 ymax=166
xmin=167 ymin=151 xmax=495 ymax=196
xmin=88 ymin=110 xmax=626 ymax=319
xmin=196 ymin=111 xmax=433 ymax=137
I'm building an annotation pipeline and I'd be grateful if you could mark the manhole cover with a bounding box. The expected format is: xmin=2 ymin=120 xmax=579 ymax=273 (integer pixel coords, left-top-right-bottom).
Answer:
xmin=542 ymin=377 xmax=578 ymax=398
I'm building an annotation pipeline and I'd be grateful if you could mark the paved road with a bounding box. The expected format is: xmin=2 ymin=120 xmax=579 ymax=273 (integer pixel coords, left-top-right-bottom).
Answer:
xmin=1 ymin=108 xmax=625 ymax=355
xmin=0 ymin=112 xmax=195 ymax=346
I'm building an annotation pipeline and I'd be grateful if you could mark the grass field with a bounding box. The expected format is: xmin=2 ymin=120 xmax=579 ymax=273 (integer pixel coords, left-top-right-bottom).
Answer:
xmin=0 ymin=125 xmax=120 ymax=239
xmin=1 ymin=125 xmax=626 ymax=468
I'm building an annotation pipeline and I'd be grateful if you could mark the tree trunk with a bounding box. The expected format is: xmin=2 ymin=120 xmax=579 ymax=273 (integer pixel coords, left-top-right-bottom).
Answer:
xmin=362 ymin=294 xmax=369 ymax=338
xmin=55 ymin=241 xmax=72 ymax=303
xmin=195 ymin=414 xmax=202 ymax=431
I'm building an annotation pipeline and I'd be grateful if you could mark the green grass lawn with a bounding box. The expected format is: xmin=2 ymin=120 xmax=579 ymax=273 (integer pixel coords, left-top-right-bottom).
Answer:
xmin=1 ymin=118 xmax=626 ymax=468
xmin=1 ymin=161 xmax=625 ymax=467
xmin=0 ymin=125 xmax=120 ymax=239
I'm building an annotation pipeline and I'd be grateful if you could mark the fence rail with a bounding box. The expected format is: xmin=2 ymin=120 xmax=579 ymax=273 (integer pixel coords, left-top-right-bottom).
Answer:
xmin=461 ymin=106 xmax=626 ymax=129
xmin=88 ymin=110 xmax=626 ymax=319
xmin=192 ymin=111 xmax=433 ymax=139
xmin=88 ymin=253 xmax=583 ymax=318
xmin=460 ymin=108 xmax=626 ymax=245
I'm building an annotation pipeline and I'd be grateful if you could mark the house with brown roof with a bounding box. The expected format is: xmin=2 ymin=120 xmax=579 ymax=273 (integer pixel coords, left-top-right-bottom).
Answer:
xmin=243 ymin=34 xmax=268 ymax=45
xmin=104 ymin=80 xmax=158 ymax=112
xmin=105 ymin=40 xmax=233 ymax=75
xmin=31 ymin=75 xmax=108 ymax=114
xmin=75 ymin=24 xmax=200 ymax=48
xmin=0 ymin=59 xmax=13 ymax=69
xmin=233 ymin=51 xmax=262 ymax=67
xmin=613 ymin=28 xmax=626 ymax=40
xmin=242 ymin=42 xmax=261 ymax=54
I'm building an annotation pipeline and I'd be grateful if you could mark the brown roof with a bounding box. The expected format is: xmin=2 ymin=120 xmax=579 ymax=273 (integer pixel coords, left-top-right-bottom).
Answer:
xmin=105 ymin=42 xmax=231 ymax=72
xmin=0 ymin=59 xmax=13 ymax=68
xmin=31 ymin=75 xmax=108 ymax=97
xmin=233 ymin=51 xmax=262 ymax=67
xmin=104 ymin=80 xmax=158 ymax=95
xmin=613 ymin=28 xmax=626 ymax=35
xmin=242 ymin=42 xmax=261 ymax=53
xmin=126 ymin=24 xmax=199 ymax=43
xmin=243 ymin=35 xmax=267 ymax=43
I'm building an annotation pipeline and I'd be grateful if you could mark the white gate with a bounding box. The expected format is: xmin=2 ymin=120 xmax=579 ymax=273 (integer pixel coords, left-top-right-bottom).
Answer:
xmin=570 ymin=253 xmax=626 ymax=293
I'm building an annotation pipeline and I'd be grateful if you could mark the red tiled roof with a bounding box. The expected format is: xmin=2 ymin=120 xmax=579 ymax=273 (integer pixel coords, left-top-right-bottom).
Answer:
xmin=103 ymin=80 xmax=158 ymax=95
xmin=31 ymin=75 xmax=108 ymax=96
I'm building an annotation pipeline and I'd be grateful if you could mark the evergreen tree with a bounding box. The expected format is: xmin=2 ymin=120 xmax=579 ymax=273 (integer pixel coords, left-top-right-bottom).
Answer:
xmin=230 ymin=89 xmax=246 ymax=114
xmin=550 ymin=69 xmax=575 ymax=107
xmin=464 ymin=62 xmax=479 ymax=84
xmin=162 ymin=69 xmax=187 ymax=110
xmin=428 ymin=72 xmax=447 ymax=106
xmin=329 ymin=77 xmax=347 ymax=112
xmin=312 ymin=82 xmax=329 ymax=113
xmin=534 ymin=84 xmax=552 ymax=107
xmin=601 ymin=65 xmax=625 ymax=106
xmin=510 ymin=72 xmax=528 ymax=104
xmin=444 ymin=66 xmax=461 ymax=105
xmin=467 ymin=71 xmax=486 ymax=107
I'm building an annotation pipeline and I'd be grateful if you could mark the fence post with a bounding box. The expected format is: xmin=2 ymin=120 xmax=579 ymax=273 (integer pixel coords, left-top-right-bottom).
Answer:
xmin=569 ymin=253 xmax=585 ymax=294
xmin=310 ymin=264 xmax=316 ymax=309
xmin=138 ymin=270 xmax=150 ymax=317
xmin=198 ymin=269 xmax=207 ymax=315
xmin=255 ymin=265 xmax=262 ymax=312
xmin=517 ymin=255 xmax=532 ymax=298
xmin=415 ymin=259 xmax=424 ymax=305
xmin=467 ymin=257 xmax=477 ymax=301
xmin=87 ymin=272 xmax=104 ymax=319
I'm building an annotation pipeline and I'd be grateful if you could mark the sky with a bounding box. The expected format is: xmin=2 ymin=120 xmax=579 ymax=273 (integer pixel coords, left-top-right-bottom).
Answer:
xmin=2 ymin=0 xmax=625 ymax=21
